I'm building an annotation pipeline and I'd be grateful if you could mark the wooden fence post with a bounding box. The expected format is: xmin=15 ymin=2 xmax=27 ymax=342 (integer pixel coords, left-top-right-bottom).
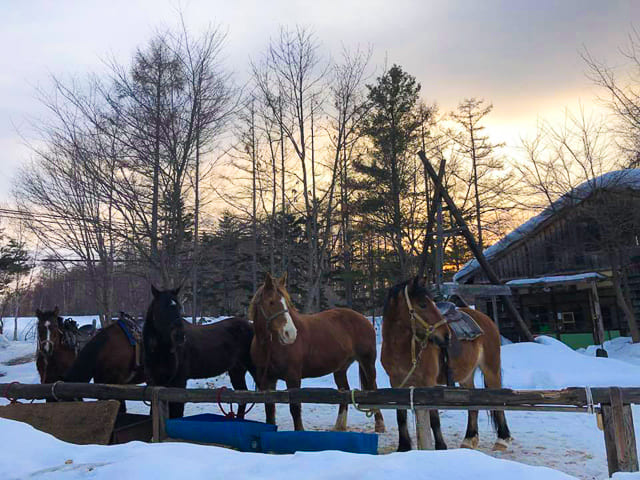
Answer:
xmin=415 ymin=409 xmax=433 ymax=450
xmin=602 ymin=387 xmax=639 ymax=476
xmin=151 ymin=387 xmax=169 ymax=443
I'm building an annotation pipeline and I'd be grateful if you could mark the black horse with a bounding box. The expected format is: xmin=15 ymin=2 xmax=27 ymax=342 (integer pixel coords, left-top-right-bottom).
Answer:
xmin=143 ymin=286 xmax=256 ymax=419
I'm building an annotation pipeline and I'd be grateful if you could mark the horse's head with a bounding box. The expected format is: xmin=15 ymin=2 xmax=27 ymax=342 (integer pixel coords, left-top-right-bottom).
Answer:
xmin=249 ymin=272 xmax=297 ymax=345
xmin=148 ymin=285 xmax=185 ymax=351
xmin=35 ymin=307 xmax=63 ymax=357
xmin=384 ymin=276 xmax=449 ymax=344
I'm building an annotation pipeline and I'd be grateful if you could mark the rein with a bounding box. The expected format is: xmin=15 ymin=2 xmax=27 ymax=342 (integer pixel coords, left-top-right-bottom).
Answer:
xmin=398 ymin=285 xmax=450 ymax=388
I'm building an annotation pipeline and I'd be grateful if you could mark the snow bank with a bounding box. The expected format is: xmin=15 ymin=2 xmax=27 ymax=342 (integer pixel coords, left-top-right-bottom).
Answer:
xmin=500 ymin=336 xmax=640 ymax=389
xmin=0 ymin=418 xmax=577 ymax=480
xmin=581 ymin=337 xmax=640 ymax=366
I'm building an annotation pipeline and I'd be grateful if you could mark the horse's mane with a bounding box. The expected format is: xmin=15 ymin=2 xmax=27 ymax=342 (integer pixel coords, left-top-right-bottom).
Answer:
xmin=248 ymin=283 xmax=295 ymax=323
xmin=383 ymin=278 xmax=431 ymax=316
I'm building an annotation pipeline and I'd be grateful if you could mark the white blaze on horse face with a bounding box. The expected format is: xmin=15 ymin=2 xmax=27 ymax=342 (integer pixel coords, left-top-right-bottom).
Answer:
xmin=43 ymin=320 xmax=52 ymax=354
xmin=279 ymin=297 xmax=297 ymax=344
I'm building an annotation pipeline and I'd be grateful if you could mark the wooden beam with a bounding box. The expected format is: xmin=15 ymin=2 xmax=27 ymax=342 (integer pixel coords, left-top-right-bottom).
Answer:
xmin=418 ymin=150 xmax=535 ymax=342
xmin=5 ymin=383 xmax=640 ymax=408
xmin=602 ymin=387 xmax=639 ymax=475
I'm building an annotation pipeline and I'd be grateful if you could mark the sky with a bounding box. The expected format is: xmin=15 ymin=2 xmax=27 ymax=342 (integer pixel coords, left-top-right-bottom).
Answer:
xmin=0 ymin=0 xmax=638 ymax=203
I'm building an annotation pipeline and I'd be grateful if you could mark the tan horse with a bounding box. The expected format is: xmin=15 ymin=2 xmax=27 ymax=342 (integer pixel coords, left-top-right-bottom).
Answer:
xmin=249 ymin=273 xmax=385 ymax=433
xmin=381 ymin=276 xmax=511 ymax=451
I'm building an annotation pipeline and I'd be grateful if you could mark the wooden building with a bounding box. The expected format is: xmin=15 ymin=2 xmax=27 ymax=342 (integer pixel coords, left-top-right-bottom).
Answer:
xmin=454 ymin=170 xmax=640 ymax=347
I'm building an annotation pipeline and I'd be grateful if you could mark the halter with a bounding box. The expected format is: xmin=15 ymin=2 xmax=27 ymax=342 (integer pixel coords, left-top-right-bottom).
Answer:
xmin=398 ymin=284 xmax=450 ymax=388
xmin=258 ymin=304 xmax=289 ymax=328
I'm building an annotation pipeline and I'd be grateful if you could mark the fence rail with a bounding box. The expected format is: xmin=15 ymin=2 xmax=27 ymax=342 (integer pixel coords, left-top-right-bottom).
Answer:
xmin=1 ymin=382 xmax=638 ymax=476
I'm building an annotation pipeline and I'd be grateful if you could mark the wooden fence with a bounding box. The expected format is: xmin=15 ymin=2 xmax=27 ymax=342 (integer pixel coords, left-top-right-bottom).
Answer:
xmin=1 ymin=382 xmax=638 ymax=476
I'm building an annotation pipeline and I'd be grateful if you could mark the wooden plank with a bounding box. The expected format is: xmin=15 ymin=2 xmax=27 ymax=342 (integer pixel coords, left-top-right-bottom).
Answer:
xmin=602 ymin=387 xmax=639 ymax=476
xmin=441 ymin=283 xmax=512 ymax=297
xmin=151 ymin=387 xmax=168 ymax=443
xmin=0 ymin=400 xmax=119 ymax=445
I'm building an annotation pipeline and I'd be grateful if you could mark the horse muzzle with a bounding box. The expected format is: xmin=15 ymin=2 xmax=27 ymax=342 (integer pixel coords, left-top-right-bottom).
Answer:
xmin=41 ymin=340 xmax=53 ymax=356
xmin=277 ymin=325 xmax=297 ymax=345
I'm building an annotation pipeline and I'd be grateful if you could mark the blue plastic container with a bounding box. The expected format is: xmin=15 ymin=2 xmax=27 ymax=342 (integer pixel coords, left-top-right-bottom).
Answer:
xmin=165 ymin=414 xmax=277 ymax=452
xmin=259 ymin=431 xmax=378 ymax=455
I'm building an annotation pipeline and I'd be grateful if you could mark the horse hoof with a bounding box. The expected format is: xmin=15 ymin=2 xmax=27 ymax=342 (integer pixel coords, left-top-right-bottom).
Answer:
xmin=460 ymin=435 xmax=479 ymax=449
xmin=492 ymin=437 xmax=512 ymax=451
xmin=375 ymin=422 xmax=386 ymax=433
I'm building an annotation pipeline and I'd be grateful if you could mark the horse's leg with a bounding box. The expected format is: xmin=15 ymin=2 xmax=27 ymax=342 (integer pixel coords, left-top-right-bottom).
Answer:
xmin=430 ymin=409 xmax=447 ymax=450
xmin=259 ymin=374 xmax=277 ymax=425
xmin=333 ymin=369 xmax=350 ymax=431
xmin=459 ymin=374 xmax=479 ymax=449
xmin=168 ymin=379 xmax=186 ymax=419
xmin=229 ymin=366 xmax=249 ymax=419
xmin=396 ymin=409 xmax=412 ymax=452
xmin=285 ymin=376 xmax=303 ymax=431
xmin=481 ymin=353 xmax=512 ymax=451
xmin=358 ymin=355 xmax=386 ymax=433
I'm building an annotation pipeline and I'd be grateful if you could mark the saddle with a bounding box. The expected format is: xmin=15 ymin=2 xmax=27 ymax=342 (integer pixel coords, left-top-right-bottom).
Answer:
xmin=116 ymin=312 xmax=144 ymax=368
xmin=60 ymin=318 xmax=97 ymax=353
xmin=435 ymin=302 xmax=484 ymax=387
xmin=435 ymin=302 xmax=484 ymax=342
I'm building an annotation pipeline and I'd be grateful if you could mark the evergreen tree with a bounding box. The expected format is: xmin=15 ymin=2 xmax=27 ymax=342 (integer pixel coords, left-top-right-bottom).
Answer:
xmin=353 ymin=64 xmax=422 ymax=280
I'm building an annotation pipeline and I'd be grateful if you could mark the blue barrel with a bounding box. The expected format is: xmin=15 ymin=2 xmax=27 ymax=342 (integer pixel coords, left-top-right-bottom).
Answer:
xmin=165 ymin=414 xmax=277 ymax=452
xmin=260 ymin=431 xmax=378 ymax=455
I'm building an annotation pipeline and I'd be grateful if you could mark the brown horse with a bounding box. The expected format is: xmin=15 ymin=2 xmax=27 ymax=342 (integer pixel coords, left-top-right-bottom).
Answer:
xmin=35 ymin=308 xmax=80 ymax=384
xmin=381 ymin=276 xmax=511 ymax=451
xmin=249 ymin=273 xmax=385 ymax=433
xmin=143 ymin=286 xmax=256 ymax=419
xmin=64 ymin=312 xmax=146 ymax=406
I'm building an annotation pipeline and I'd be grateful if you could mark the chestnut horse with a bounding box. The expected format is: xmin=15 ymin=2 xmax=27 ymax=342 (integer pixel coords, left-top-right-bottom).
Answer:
xmin=36 ymin=308 xmax=84 ymax=383
xmin=249 ymin=273 xmax=385 ymax=433
xmin=381 ymin=277 xmax=511 ymax=451
xmin=143 ymin=286 xmax=256 ymax=419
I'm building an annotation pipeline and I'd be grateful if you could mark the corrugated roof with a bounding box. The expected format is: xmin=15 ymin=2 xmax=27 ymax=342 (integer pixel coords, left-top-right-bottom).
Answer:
xmin=453 ymin=169 xmax=640 ymax=283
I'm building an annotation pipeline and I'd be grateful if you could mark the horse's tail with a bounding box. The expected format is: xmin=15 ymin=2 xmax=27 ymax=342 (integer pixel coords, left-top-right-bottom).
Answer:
xmin=484 ymin=368 xmax=505 ymax=433
xmin=64 ymin=329 xmax=109 ymax=382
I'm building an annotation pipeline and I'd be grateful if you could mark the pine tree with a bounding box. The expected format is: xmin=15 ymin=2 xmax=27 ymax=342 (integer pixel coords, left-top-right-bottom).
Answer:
xmin=353 ymin=64 xmax=422 ymax=280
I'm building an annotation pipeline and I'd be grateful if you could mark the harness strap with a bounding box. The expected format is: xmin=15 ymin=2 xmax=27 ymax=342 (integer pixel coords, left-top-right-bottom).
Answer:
xmin=350 ymin=389 xmax=375 ymax=418
xmin=398 ymin=285 xmax=451 ymax=388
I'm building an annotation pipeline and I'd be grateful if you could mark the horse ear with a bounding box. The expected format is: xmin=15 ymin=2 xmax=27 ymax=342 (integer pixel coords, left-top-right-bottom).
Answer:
xmin=53 ymin=306 xmax=60 ymax=317
xmin=151 ymin=285 xmax=160 ymax=297
xmin=264 ymin=273 xmax=275 ymax=290
xmin=171 ymin=285 xmax=182 ymax=296
xmin=278 ymin=272 xmax=288 ymax=287
xmin=35 ymin=309 xmax=42 ymax=317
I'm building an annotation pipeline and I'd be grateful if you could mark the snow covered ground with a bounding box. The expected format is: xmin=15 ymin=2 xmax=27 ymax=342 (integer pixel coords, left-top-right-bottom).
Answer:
xmin=2 ymin=316 xmax=640 ymax=479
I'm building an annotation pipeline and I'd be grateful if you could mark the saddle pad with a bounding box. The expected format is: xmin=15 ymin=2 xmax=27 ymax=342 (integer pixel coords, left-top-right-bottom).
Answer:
xmin=117 ymin=316 xmax=143 ymax=346
xmin=435 ymin=302 xmax=484 ymax=341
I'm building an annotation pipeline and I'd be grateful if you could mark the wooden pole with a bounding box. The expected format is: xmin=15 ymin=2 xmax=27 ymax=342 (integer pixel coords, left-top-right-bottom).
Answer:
xmin=589 ymin=281 xmax=606 ymax=348
xmin=418 ymin=151 xmax=535 ymax=342
xmin=418 ymin=159 xmax=446 ymax=278
xmin=151 ymin=387 xmax=168 ymax=443
xmin=415 ymin=409 xmax=433 ymax=450
xmin=491 ymin=295 xmax=500 ymax=333
xmin=602 ymin=387 xmax=639 ymax=475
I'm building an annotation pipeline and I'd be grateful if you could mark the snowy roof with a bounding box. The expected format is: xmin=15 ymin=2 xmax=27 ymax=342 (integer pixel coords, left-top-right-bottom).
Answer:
xmin=454 ymin=169 xmax=640 ymax=283
xmin=506 ymin=272 xmax=605 ymax=288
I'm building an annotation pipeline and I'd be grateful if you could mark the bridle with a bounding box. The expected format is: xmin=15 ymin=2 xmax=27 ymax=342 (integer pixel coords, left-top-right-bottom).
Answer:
xmin=37 ymin=320 xmax=61 ymax=359
xmin=398 ymin=284 xmax=450 ymax=388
